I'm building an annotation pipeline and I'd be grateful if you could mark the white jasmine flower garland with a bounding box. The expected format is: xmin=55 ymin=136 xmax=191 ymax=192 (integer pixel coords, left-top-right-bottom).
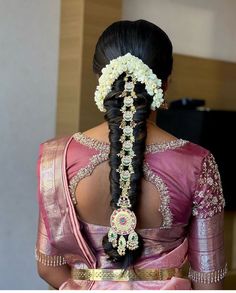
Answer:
xmin=94 ymin=53 xmax=164 ymax=112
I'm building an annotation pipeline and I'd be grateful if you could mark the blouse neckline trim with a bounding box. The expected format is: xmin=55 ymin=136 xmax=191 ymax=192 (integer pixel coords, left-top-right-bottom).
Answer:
xmin=73 ymin=131 xmax=188 ymax=154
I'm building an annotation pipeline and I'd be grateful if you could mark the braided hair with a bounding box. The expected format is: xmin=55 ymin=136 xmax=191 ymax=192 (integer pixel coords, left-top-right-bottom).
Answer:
xmin=93 ymin=20 xmax=173 ymax=268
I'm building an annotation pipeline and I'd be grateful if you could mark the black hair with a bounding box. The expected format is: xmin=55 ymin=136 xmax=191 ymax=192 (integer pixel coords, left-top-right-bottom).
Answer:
xmin=93 ymin=20 xmax=173 ymax=268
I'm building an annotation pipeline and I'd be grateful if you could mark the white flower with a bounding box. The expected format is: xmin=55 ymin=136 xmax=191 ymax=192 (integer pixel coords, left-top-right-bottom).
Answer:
xmin=94 ymin=53 xmax=163 ymax=112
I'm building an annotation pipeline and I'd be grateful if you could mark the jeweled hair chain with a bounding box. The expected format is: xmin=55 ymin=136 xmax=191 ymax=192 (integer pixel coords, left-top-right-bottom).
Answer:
xmin=108 ymin=75 xmax=139 ymax=256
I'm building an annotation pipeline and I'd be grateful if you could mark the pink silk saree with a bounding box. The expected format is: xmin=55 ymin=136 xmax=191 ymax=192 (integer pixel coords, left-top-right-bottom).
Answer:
xmin=35 ymin=133 xmax=227 ymax=290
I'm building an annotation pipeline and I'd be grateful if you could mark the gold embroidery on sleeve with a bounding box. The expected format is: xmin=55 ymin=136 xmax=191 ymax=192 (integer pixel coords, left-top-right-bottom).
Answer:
xmin=192 ymin=153 xmax=225 ymax=218
xmin=188 ymin=263 xmax=227 ymax=284
xmin=35 ymin=247 xmax=67 ymax=266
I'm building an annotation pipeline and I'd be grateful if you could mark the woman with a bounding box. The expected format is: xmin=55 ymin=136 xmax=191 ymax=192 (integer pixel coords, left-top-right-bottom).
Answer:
xmin=35 ymin=20 xmax=227 ymax=290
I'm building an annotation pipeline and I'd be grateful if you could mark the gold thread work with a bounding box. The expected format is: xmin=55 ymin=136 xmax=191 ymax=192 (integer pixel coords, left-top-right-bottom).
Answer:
xmin=35 ymin=247 xmax=67 ymax=266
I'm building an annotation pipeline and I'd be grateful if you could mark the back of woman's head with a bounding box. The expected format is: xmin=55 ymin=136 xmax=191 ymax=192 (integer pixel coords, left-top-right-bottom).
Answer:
xmin=93 ymin=19 xmax=173 ymax=82
xmin=92 ymin=20 xmax=173 ymax=269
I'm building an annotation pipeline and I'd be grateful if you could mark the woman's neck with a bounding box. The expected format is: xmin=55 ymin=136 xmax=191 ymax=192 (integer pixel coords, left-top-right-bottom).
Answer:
xmin=147 ymin=110 xmax=157 ymax=124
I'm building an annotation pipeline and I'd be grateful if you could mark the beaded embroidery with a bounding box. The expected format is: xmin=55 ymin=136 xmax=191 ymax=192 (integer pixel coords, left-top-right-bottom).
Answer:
xmin=73 ymin=132 xmax=110 ymax=153
xmin=145 ymin=139 xmax=187 ymax=154
xmin=192 ymin=153 xmax=225 ymax=218
xmin=73 ymin=132 xmax=188 ymax=155
xmin=188 ymin=264 xmax=227 ymax=284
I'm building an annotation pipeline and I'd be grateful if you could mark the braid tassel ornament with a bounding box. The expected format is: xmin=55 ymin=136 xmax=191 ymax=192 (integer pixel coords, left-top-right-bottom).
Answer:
xmin=108 ymin=75 xmax=139 ymax=256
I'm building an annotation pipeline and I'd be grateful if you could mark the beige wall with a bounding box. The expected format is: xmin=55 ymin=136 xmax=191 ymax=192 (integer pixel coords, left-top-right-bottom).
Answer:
xmin=123 ymin=0 xmax=236 ymax=112
xmin=79 ymin=0 xmax=122 ymax=132
xmin=167 ymin=53 xmax=236 ymax=111
xmin=56 ymin=0 xmax=122 ymax=136
xmin=56 ymin=0 xmax=84 ymax=136
xmin=122 ymin=0 xmax=236 ymax=62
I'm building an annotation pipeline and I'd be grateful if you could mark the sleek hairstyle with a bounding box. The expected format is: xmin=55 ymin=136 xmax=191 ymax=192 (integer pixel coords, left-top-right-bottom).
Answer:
xmin=93 ymin=20 xmax=173 ymax=268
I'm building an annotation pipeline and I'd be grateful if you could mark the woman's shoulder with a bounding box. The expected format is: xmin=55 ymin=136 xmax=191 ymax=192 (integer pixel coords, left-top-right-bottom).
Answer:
xmin=39 ymin=134 xmax=72 ymax=146
xmin=146 ymin=128 xmax=212 ymax=178
xmin=37 ymin=135 xmax=72 ymax=161
xmin=147 ymin=139 xmax=211 ymax=176
xmin=147 ymin=125 xmax=210 ymax=159
xmin=180 ymin=140 xmax=210 ymax=158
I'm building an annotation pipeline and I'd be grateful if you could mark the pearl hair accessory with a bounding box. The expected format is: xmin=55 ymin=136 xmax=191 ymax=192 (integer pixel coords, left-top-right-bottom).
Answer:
xmin=94 ymin=53 xmax=164 ymax=112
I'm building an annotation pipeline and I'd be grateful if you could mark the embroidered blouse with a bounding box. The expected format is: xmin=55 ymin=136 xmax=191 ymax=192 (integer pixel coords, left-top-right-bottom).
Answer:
xmin=35 ymin=132 xmax=227 ymax=285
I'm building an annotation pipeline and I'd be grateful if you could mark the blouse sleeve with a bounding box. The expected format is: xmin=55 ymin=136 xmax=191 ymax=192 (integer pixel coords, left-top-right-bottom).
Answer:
xmin=35 ymin=213 xmax=67 ymax=266
xmin=188 ymin=152 xmax=227 ymax=284
xmin=35 ymin=144 xmax=67 ymax=266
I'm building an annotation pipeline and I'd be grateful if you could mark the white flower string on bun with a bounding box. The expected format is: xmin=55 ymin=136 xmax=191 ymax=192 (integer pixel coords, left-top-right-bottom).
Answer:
xmin=94 ymin=53 xmax=164 ymax=112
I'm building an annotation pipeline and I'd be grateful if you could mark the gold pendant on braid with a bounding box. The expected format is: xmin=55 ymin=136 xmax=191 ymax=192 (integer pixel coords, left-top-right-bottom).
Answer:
xmin=108 ymin=75 xmax=139 ymax=256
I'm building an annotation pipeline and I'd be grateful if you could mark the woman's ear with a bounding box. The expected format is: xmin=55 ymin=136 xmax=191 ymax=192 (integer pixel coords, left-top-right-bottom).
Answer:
xmin=162 ymin=75 xmax=171 ymax=92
